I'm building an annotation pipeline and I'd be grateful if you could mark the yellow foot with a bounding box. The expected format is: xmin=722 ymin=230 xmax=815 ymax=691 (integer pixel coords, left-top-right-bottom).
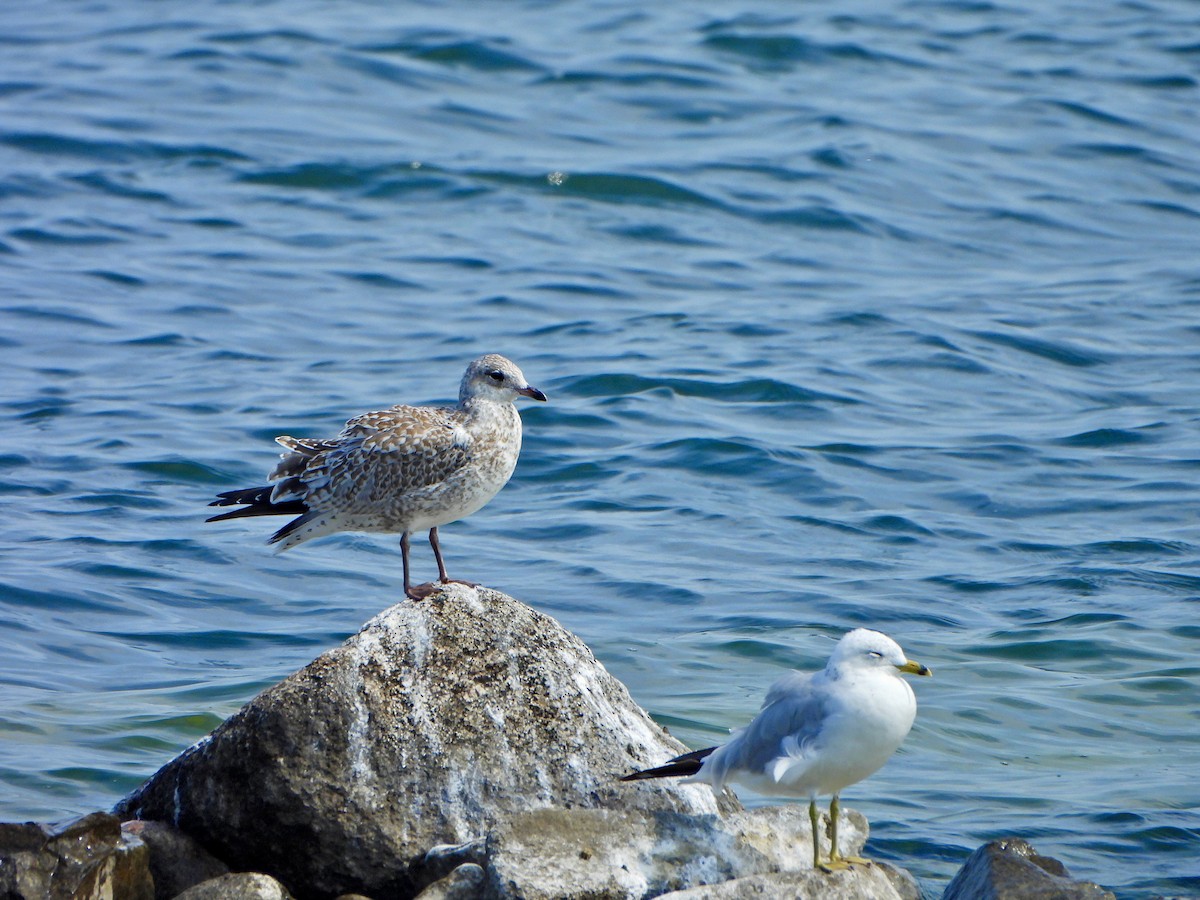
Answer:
xmin=818 ymin=855 xmax=871 ymax=873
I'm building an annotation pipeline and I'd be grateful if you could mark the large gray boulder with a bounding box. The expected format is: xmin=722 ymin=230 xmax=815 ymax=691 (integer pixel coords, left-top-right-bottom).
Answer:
xmin=115 ymin=586 xmax=734 ymax=898
xmin=942 ymin=838 xmax=1115 ymax=900
xmin=0 ymin=811 xmax=153 ymax=900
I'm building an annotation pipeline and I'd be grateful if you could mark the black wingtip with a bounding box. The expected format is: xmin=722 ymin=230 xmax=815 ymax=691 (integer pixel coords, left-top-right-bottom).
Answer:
xmin=205 ymin=508 xmax=247 ymax=523
xmin=205 ymin=486 xmax=307 ymax=522
xmin=208 ymin=486 xmax=275 ymax=508
xmin=620 ymin=746 xmax=716 ymax=782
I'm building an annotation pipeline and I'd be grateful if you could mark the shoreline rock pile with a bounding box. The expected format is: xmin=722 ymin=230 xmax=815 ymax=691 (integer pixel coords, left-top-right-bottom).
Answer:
xmin=0 ymin=586 xmax=1114 ymax=900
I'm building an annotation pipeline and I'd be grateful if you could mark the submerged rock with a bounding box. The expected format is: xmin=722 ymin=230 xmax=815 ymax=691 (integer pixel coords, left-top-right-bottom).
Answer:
xmin=942 ymin=838 xmax=1115 ymax=900
xmin=0 ymin=811 xmax=153 ymax=900
xmin=115 ymin=586 xmax=735 ymax=898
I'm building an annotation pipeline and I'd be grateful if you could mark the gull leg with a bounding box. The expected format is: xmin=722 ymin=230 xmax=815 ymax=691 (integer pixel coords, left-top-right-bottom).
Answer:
xmin=822 ymin=795 xmax=870 ymax=871
xmin=428 ymin=527 xmax=478 ymax=588
xmin=403 ymin=531 xmax=437 ymax=601
xmin=430 ymin=526 xmax=451 ymax=582
xmin=809 ymin=799 xmax=821 ymax=869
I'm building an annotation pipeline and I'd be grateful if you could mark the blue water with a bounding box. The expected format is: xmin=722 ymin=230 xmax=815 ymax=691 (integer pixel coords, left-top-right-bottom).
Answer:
xmin=2 ymin=1 xmax=1199 ymax=896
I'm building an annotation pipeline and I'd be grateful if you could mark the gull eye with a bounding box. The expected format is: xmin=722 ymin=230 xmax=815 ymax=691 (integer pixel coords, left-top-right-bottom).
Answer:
xmin=488 ymin=371 xmax=505 ymax=383
xmin=868 ymin=651 xmax=884 ymax=659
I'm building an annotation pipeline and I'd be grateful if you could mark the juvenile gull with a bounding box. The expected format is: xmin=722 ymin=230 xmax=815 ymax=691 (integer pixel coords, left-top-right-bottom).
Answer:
xmin=207 ymin=354 xmax=547 ymax=600
xmin=622 ymin=628 xmax=931 ymax=871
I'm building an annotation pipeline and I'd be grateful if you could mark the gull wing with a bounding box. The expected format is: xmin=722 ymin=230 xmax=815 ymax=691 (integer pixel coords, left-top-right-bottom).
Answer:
xmin=703 ymin=670 xmax=833 ymax=789
xmin=270 ymin=404 xmax=471 ymax=506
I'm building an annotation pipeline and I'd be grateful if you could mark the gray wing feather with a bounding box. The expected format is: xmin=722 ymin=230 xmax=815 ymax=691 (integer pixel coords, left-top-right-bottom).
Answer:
xmin=704 ymin=670 xmax=832 ymax=786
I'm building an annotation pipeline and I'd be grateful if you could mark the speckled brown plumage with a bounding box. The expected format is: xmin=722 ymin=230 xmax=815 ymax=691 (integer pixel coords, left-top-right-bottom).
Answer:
xmin=208 ymin=354 xmax=547 ymax=599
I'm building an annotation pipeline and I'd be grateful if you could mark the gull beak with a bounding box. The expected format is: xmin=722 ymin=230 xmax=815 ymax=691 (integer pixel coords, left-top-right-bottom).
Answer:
xmin=898 ymin=659 xmax=932 ymax=677
xmin=518 ymin=385 xmax=548 ymax=402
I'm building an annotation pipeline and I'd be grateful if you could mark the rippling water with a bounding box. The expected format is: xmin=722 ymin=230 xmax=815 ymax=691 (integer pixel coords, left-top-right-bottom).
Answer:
xmin=3 ymin=1 xmax=1199 ymax=896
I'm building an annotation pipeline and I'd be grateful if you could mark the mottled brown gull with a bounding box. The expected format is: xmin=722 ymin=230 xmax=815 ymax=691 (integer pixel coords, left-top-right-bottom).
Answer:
xmin=621 ymin=628 xmax=931 ymax=871
xmin=207 ymin=354 xmax=547 ymax=600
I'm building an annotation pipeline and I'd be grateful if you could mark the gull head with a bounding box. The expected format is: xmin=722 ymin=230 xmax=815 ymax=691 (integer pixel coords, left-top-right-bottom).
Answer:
xmin=460 ymin=354 xmax=548 ymax=405
xmin=828 ymin=628 xmax=932 ymax=679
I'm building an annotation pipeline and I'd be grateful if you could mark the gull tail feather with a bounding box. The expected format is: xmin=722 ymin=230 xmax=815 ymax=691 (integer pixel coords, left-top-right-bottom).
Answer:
xmin=206 ymin=486 xmax=307 ymax=522
xmin=268 ymin=512 xmax=337 ymax=552
xmin=620 ymin=747 xmax=716 ymax=782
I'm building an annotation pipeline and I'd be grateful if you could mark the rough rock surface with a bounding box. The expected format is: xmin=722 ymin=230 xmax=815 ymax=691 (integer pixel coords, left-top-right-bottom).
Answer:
xmin=874 ymin=862 xmax=923 ymax=900
xmin=115 ymin=586 xmax=732 ymax=899
xmin=173 ymin=871 xmax=295 ymax=899
xmin=121 ymin=819 xmax=229 ymax=899
xmin=483 ymin=805 xmax=868 ymax=900
xmin=942 ymin=838 xmax=1115 ymax=900
xmin=0 ymin=811 xmax=153 ymax=900
xmin=654 ymin=865 xmax=908 ymax=899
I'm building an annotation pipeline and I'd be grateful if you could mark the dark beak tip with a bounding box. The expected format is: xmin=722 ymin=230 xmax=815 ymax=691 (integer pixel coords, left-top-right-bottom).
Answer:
xmin=524 ymin=387 xmax=548 ymax=402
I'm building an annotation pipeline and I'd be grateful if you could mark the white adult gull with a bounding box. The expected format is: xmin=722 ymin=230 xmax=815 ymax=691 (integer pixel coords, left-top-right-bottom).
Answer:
xmin=207 ymin=354 xmax=547 ymax=600
xmin=621 ymin=628 xmax=931 ymax=871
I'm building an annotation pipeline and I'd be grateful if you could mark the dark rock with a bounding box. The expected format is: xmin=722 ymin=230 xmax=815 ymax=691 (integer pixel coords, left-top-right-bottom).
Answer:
xmin=121 ymin=819 xmax=229 ymax=899
xmin=115 ymin=586 xmax=731 ymax=899
xmin=0 ymin=811 xmax=153 ymax=900
xmin=942 ymin=838 xmax=1115 ymax=900
xmin=420 ymin=838 xmax=486 ymax=885
xmin=173 ymin=872 xmax=295 ymax=899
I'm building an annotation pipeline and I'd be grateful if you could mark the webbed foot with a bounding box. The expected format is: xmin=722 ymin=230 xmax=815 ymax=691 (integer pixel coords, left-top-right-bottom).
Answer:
xmin=819 ymin=854 xmax=871 ymax=873
xmin=407 ymin=582 xmax=442 ymax=601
